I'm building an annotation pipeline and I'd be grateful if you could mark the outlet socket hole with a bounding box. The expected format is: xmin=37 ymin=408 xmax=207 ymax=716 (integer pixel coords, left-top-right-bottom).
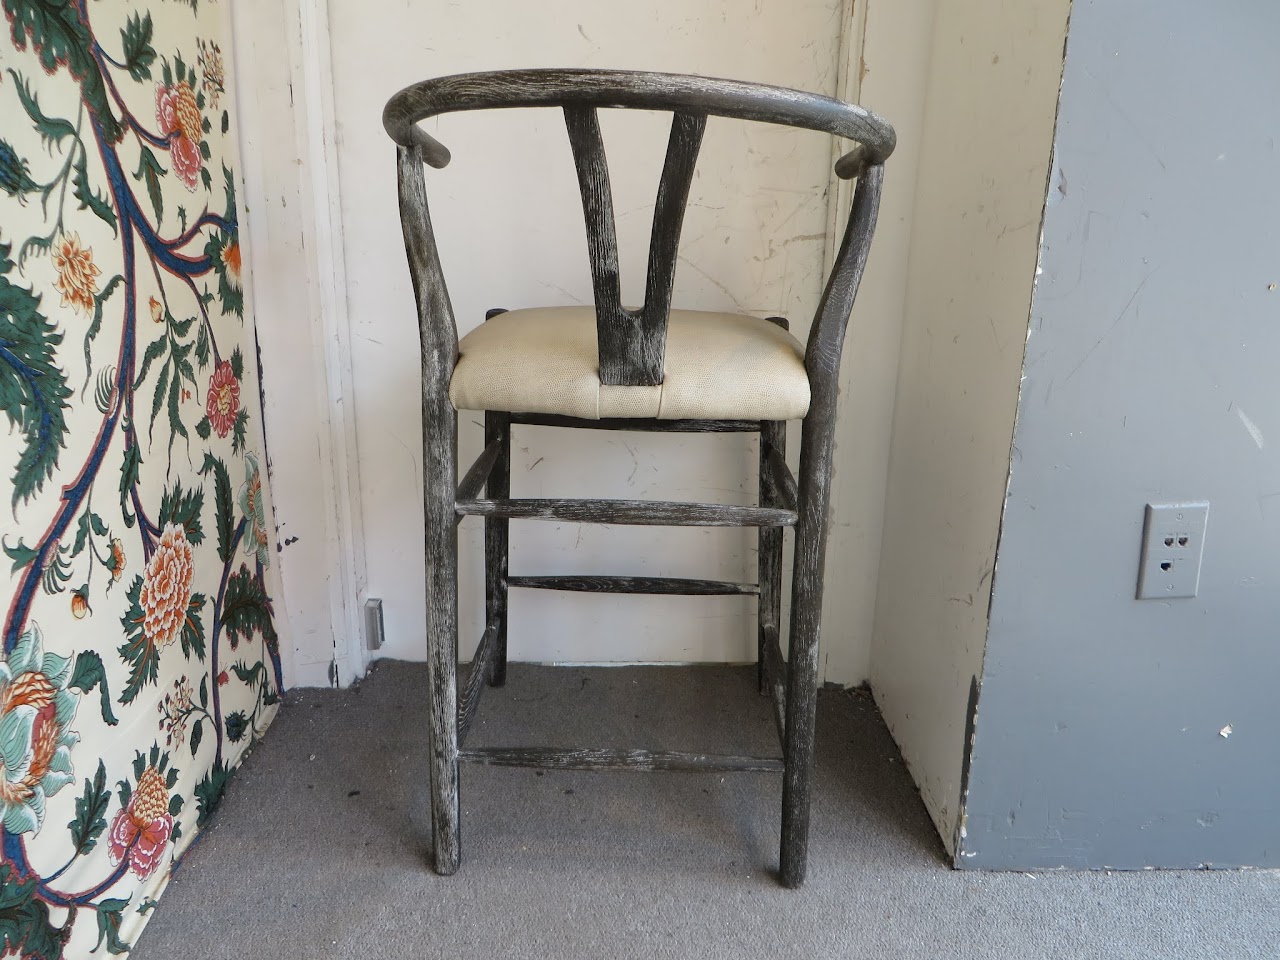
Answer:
xmin=1177 ymin=536 xmax=1189 ymax=547
xmin=1164 ymin=536 xmax=1175 ymax=547
xmin=1160 ymin=561 xmax=1173 ymax=572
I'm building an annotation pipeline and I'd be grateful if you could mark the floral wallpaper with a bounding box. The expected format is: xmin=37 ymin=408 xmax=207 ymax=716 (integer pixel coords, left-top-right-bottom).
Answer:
xmin=0 ymin=1 xmax=281 ymax=956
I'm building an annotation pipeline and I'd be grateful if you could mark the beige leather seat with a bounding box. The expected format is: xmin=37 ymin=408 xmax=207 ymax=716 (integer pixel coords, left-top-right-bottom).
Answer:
xmin=449 ymin=306 xmax=811 ymax=421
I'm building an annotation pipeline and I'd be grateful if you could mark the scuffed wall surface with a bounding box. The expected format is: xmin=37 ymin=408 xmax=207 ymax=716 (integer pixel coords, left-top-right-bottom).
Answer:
xmin=960 ymin=0 xmax=1280 ymax=869
xmin=868 ymin=0 xmax=1071 ymax=854
xmin=1 ymin=0 xmax=281 ymax=953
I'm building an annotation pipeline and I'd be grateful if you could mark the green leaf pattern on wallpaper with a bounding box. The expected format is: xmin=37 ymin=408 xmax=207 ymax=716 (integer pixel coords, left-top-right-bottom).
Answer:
xmin=0 ymin=0 xmax=281 ymax=956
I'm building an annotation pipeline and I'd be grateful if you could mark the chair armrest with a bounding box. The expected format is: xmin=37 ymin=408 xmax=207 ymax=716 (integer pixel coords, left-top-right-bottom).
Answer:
xmin=408 ymin=125 xmax=452 ymax=169
xmin=834 ymin=143 xmax=875 ymax=180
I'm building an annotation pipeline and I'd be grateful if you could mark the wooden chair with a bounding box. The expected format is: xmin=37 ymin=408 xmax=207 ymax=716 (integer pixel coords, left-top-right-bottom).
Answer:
xmin=383 ymin=69 xmax=894 ymax=888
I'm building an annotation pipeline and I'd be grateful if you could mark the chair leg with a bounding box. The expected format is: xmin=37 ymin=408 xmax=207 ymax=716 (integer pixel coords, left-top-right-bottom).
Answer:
xmin=757 ymin=421 xmax=786 ymax=695
xmin=424 ymin=404 xmax=461 ymax=875
xmin=485 ymin=411 xmax=511 ymax=687
xmin=779 ymin=415 xmax=836 ymax=889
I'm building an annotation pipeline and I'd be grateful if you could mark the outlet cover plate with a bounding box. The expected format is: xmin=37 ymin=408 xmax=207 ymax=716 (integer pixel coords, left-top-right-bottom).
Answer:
xmin=364 ymin=598 xmax=385 ymax=650
xmin=1137 ymin=502 xmax=1209 ymax=600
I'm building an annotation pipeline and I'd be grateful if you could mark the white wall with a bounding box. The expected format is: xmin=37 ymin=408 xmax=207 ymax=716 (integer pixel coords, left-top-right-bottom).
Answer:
xmin=326 ymin=0 xmax=881 ymax=674
xmin=817 ymin=0 xmax=940 ymax=682
xmin=868 ymin=0 xmax=1071 ymax=854
xmin=230 ymin=0 xmax=368 ymax=686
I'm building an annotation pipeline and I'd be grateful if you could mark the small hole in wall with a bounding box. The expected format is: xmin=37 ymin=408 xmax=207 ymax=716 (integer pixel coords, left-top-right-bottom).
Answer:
xmin=1178 ymin=536 xmax=1189 ymax=547
xmin=1160 ymin=561 xmax=1173 ymax=572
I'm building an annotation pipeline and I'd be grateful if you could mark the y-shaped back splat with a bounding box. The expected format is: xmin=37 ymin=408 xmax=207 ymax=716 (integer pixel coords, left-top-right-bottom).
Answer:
xmin=563 ymin=107 xmax=707 ymax=386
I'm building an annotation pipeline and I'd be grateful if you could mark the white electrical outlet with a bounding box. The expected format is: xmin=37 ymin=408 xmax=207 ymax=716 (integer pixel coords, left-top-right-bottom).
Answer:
xmin=1137 ymin=502 xmax=1209 ymax=600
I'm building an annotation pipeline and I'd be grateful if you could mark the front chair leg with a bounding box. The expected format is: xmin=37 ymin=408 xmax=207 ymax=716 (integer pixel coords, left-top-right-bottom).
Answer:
xmin=779 ymin=415 xmax=836 ymax=889
xmin=484 ymin=411 xmax=511 ymax=687
xmin=424 ymin=404 xmax=461 ymax=875
xmin=757 ymin=421 xmax=786 ymax=695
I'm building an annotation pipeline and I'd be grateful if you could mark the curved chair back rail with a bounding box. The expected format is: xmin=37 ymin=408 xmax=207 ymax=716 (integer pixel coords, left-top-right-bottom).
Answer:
xmin=389 ymin=68 xmax=893 ymax=388
xmin=383 ymin=68 xmax=897 ymax=170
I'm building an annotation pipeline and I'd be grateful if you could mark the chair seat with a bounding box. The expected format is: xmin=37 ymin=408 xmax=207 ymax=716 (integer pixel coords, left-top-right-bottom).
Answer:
xmin=449 ymin=306 xmax=811 ymax=421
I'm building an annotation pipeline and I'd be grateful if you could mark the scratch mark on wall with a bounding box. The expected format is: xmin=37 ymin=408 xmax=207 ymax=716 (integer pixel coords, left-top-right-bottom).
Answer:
xmin=677 ymin=255 xmax=748 ymax=311
xmin=1064 ymin=273 xmax=1151 ymax=382
xmin=1231 ymin=404 xmax=1265 ymax=450
xmin=540 ymin=281 xmax=585 ymax=304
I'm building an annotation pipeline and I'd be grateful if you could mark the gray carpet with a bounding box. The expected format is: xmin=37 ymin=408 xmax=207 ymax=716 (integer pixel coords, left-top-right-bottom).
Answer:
xmin=133 ymin=662 xmax=1280 ymax=959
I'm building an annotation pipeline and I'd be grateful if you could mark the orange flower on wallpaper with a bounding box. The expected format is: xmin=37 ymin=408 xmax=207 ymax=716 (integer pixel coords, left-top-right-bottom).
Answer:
xmin=108 ymin=538 xmax=127 ymax=581
xmin=206 ymin=361 xmax=240 ymax=437
xmin=140 ymin=524 xmax=195 ymax=647
xmin=220 ymin=238 xmax=241 ymax=292
xmin=52 ymin=232 xmax=101 ymax=316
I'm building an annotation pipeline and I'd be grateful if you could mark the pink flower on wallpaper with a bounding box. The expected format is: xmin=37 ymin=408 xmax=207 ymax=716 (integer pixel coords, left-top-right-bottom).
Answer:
xmin=168 ymin=134 xmax=202 ymax=190
xmin=108 ymin=767 xmax=174 ymax=879
xmin=156 ymin=82 xmax=203 ymax=191
xmin=206 ymin=361 xmax=240 ymax=438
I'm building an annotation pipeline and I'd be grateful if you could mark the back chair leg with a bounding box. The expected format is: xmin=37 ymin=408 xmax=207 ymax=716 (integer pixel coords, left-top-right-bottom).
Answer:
xmin=779 ymin=415 xmax=837 ymax=888
xmin=757 ymin=420 xmax=786 ymax=695
xmin=425 ymin=404 xmax=461 ymax=875
xmin=485 ymin=411 xmax=511 ymax=687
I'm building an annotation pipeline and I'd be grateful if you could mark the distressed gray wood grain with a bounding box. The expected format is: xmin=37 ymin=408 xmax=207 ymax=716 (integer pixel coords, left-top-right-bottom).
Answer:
xmin=483 ymin=411 xmax=510 ymax=687
xmin=636 ymin=111 xmax=706 ymax=380
xmin=763 ymin=436 xmax=798 ymax=515
xmin=383 ymin=69 xmax=896 ymax=166
xmin=456 ymin=497 xmax=797 ymax=527
xmin=397 ymin=144 xmax=461 ymax=875
xmin=563 ymin=106 xmax=632 ymax=381
xmin=461 ymin=747 xmax=784 ymax=773
xmin=758 ymin=421 xmax=787 ymax=695
xmin=508 ymin=575 xmax=758 ymax=596
xmin=456 ymin=622 xmax=499 ymax=744
xmin=455 ymin=435 xmax=504 ymax=505
xmin=780 ymin=163 xmax=885 ymax=888
xmin=762 ymin=622 xmax=788 ymax=749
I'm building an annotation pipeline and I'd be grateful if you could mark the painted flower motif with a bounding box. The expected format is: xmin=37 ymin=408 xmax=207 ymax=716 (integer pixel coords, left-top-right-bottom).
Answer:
xmin=139 ymin=524 xmax=195 ymax=648
xmin=240 ymin=452 xmax=270 ymax=569
xmin=0 ymin=626 xmax=80 ymax=835
xmin=52 ymin=232 xmax=101 ymax=316
xmin=108 ymin=538 xmax=126 ymax=582
xmin=198 ymin=39 xmax=226 ymax=109
xmin=70 ymin=589 xmax=90 ymax=619
xmin=170 ymin=134 xmax=202 ymax=191
xmin=158 ymin=678 xmax=194 ymax=751
xmin=156 ymin=82 xmax=203 ymax=191
xmin=149 ymin=296 xmax=164 ymax=323
xmin=108 ymin=766 xmax=173 ymax=879
xmin=206 ymin=361 xmax=240 ymax=438
xmin=220 ymin=238 xmax=241 ymax=293
xmin=216 ymin=671 xmax=229 ymax=687
xmin=206 ymin=227 xmax=244 ymax=317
